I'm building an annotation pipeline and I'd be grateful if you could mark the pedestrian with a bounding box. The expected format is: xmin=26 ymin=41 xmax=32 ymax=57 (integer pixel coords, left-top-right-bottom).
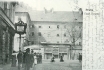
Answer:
xmin=79 ymin=53 xmax=81 ymax=62
xmin=2 ymin=52 xmax=6 ymax=65
xmin=25 ymin=48 xmax=31 ymax=70
xmin=34 ymin=52 xmax=37 ymax=65
xmin=51 ymin=55 xmax=55 ymax=62
xmin=30 ymin=50 xmax=34 ymax=68
xmin=5 ymin=54 xmax=8 ymax=63
xmin=17 ymin=50 xmax=23 ymax=70
xmin=22 ymin=51 xmax=26 ymax=69
xmin=40 ymin=53 xmax=42 ymax=63
xmin=80 ymin=53 xmax=82 ymax=62
xmin=38 ymin=53 xmax=41 ymax=63
xmin=60 ymin=54 xmax=64 ymax=62
xmin=36 ymin=53 xmax=39 ymax=64
xmin=39 ymin=53 xmax=42 ymax=63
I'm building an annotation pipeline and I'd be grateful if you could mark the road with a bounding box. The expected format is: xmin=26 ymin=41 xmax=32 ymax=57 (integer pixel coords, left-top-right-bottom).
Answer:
xmin=32 ymin=59 xmax=82 ymax=70
xmin=6 ymin=59 xmax=82 ymax=70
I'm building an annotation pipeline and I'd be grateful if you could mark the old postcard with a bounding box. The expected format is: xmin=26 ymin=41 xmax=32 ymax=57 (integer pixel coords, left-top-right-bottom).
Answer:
xmin=0 ymin=0 xmax=103 ymax=70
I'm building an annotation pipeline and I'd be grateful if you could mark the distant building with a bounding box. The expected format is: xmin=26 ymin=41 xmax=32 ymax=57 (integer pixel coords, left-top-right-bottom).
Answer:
xmin=0 ymin=2 xmax=17 ymax=64
xmin=15 ymin=4 xmax=83 ymax=60
xmin=28 ymin=9 xmax=83 ymax=60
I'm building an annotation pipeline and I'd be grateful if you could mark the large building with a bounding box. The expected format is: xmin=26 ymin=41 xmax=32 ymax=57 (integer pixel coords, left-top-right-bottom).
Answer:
xmin=14 ymin=4 xmax=83 ymax=60
xmin=28 ymin=9 xmax=83 ymax=60
xmin=0 ymin=2 xmax=17 ymax=64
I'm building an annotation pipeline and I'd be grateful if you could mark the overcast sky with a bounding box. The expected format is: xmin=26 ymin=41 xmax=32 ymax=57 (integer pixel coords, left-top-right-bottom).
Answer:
xmin=16 ymin=0 xmax=86 ymax=11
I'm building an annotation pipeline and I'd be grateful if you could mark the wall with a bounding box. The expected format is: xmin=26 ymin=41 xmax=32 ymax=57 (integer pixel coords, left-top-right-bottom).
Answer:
xmin=0 ymin=2 xmax=16 ymax=64
xmin=30 ymin=21 xmax=82 ymax=45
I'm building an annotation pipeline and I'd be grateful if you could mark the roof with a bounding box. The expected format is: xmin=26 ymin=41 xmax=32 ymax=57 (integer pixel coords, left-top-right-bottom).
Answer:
xmin=15 ymin=4 xmax=83 ymax=22
xmin=29 ymin=11 xmax=83 ymax=22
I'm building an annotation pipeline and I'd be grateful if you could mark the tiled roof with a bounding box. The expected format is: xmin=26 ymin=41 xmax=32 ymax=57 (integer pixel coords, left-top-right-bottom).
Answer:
xmin=29 ymin=11 xmax=83 ymax=22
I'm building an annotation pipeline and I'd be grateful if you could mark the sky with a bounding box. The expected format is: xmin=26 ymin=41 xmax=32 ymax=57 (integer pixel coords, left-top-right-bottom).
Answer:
xmin=15 ymin=0 xmax=86 ymax=11
xmin=1 ymin=0 xmax=100 ymax=11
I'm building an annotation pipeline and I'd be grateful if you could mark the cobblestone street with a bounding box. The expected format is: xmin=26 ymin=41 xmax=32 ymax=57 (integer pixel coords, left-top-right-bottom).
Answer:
xmin=1 ymin=60 xmax=82 ymax=70
xmin=33 ymin=60 xmax=82 ymax=70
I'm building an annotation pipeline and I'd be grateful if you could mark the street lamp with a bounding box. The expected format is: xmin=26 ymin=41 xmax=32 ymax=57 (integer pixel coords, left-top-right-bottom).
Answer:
xmin=15 ymin=18 xmax=27 ymax=51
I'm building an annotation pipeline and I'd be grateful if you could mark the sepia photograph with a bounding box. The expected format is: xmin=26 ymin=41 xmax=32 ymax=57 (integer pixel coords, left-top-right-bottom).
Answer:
xmin=0 ymin=0 xmax=83 ymax=70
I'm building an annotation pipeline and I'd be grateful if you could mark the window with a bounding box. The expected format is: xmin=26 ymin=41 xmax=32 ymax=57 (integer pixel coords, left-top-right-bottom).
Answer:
xmin=57 ymin=41 xmax=59 ymax=43
xmin=64 ymin=34 xmax=66 ymax=37
xmin=57 ymin=34 xmax=59 ymax=37
xmin=64 ymin=25 xmax=66 ymax=29
xmin=49 ymin=26 xmax=50 ymax=28
xmin=48 ymin=34 xmax=50 ymax=37
xmin=31 ymin=32 xmax=34 ymax=36
xmin=64 ymin=39 xmax=69 ymax=43
xmin=31 ymin=41 xmax=34 ymax=44
xmin=39 ymin=26 xmax=41 ymax=28
xmin=38 ymin=32 xmax=41 ymax=36
xmin=79 ymin=26 xmax=81 ymax=28
xmin=32 ymin=25 xmax=34 ymax=28
xmin=57 ymin=25 xmax=59 ymax=29
xmin=79 ymin=42 xmax=81 ymax=45
xmin=30 ymin=25 xmax=34 ymax=28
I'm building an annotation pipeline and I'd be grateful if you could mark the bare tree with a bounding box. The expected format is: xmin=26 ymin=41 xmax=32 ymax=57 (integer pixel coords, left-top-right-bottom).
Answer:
xmin=66 ymin=23 xmax=82 ymax=60
xmin=67 ymin=25 xmax=82 ymax=46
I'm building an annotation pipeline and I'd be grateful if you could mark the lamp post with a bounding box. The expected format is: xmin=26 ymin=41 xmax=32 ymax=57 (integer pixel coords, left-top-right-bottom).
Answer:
xmin=15 ymin=18 xmax=27 ymax=51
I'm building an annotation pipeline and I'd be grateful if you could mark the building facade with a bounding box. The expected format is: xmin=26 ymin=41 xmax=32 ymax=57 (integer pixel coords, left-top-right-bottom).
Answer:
xmin=15 ymin=4 xmax=83 ymax=60
xmin=28 ymin=9 xmax=83 ymax=60
xmin=0 ymin=2 xmax=17 ymax=64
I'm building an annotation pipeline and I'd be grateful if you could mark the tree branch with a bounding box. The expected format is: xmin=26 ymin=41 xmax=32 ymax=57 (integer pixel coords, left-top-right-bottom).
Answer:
xmin=67 ymin=28 xmax=73 ymax=38
xmin=74 ymin=27 xmax=82 ymax=42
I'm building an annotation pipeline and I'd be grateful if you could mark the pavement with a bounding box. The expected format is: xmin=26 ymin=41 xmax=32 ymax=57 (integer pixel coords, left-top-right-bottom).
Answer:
xmin=0 ymin=59 xmax=82 ymax=70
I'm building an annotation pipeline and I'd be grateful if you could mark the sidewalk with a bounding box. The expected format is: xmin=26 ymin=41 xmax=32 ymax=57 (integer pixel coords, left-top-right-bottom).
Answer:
xmin=0 ymin=64 xmax=11 ymax=70
xmin=0 ymin=64 xmax=18 ymax=70
xmin=0 ymin=59 xmax=82 ymax=70
xmin=35 ymin=59 xmax=82 ymax=70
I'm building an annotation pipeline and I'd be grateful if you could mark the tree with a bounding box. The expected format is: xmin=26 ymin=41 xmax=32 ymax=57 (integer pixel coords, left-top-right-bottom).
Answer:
xmin=66 ymin=22 xmax=82 ymax=60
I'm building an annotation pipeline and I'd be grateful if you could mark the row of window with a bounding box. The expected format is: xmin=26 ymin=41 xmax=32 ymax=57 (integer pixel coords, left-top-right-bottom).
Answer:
xmin=30 ymin=25 xmax=76 ymax=29
xmin=31 ymin=32 xmax=67 ymax=37
xmin=30 ymin=25 xmax=81 ymax=30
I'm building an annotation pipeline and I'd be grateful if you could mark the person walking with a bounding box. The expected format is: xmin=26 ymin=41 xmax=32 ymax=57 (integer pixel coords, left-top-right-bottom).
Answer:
xmin=17 ymin=50 xmax=23 ymax=70
xmin=79 ymin=53 xmax=81 ymax=62
xmin=30 ymin=50 xmax=34 ymax=68
xmin=25 ymin=48 xmax=31 ymax=70
xmin=36 ymin=53 xmax=39 ymax=64
xmin=60 ymin=55 xmax=64 ymax=62
xmin=2 ymin=52 xmax=6 ymax=65
xmin=22 ymin=51 xmax=26 ymax=70
xmin=39 ymin=53 xmax=41 ymax=64
xmin=34 ymin=53 xmax=37 ymax=65
xmin=80 ymin=53 xmax=82 ymax=62
xmin=51 ymin=55 xmax=55 ymax=62
xmin=40 ymin=53 xmax=42 ymax=63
